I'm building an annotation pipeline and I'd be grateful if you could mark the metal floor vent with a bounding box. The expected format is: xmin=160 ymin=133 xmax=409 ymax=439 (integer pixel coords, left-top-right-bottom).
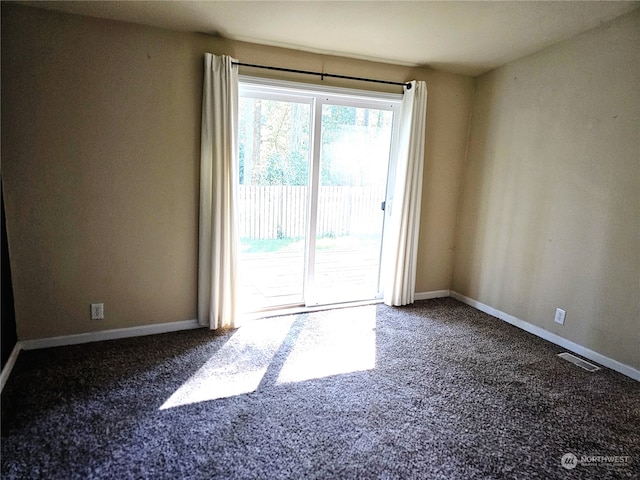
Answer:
xmin=558 ymin=352 xmax=600 ymax=372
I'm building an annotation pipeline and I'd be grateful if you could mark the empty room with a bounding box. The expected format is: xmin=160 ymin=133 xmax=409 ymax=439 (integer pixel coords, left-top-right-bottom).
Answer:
xmin=1 ymin=1 xmax=638 ymax=478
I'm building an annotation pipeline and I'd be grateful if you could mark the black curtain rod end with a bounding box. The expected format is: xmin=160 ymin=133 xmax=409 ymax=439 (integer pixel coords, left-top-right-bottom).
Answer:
xmin=406 ymin=83 xmax=412 ymax=90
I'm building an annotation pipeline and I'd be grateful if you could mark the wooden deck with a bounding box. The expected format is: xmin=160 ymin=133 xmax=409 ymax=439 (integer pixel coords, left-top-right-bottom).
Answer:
xmin=238 ymin=243 xmax=381 ymax=310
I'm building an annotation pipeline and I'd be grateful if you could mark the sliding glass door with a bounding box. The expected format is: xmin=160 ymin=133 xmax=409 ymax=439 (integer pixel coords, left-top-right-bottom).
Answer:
xmin=237 ymin=80 xmax=400 ymax=311
xmin=306 ymin=102 xmax=394 ymax=305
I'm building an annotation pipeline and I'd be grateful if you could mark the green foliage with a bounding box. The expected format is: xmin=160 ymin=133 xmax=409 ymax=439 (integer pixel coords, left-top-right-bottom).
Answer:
xmin=239 ymin=96 xmax=393 ymax=188
xmin=260 ymin=151 xmax=308 ymax=186
xmin=238 ymin=97 xmax=311 ymax=187
xmin=240 ymin=237 xmax=303 ymax=253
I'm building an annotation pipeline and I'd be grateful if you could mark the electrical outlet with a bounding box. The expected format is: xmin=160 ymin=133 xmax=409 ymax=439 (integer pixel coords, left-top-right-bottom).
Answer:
xmin=554 ymin=308 xmax=566 ymax=325
xmin=91 ymin=303 xmax=104 ymax=320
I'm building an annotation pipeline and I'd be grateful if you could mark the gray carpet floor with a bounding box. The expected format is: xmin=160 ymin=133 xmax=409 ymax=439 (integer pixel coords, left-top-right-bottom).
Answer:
xmin=2 ymin=298 xmax=639 ymax=479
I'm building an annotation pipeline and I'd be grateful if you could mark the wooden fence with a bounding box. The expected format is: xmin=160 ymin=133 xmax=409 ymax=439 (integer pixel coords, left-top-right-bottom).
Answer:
xmin=238 ymin=185 xmax=384 ymax=240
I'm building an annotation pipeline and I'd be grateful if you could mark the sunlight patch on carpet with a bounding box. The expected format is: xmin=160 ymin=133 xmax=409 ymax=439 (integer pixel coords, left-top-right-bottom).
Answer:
xmin=276 ymin=306 xmax=377 ymax=384
xmin=160 ymin=316 xmax=295 ymax=409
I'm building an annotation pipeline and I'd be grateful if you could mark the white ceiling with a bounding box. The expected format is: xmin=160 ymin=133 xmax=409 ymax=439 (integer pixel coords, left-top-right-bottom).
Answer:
xmin=20 ymin=1 xmax=640 ymax=76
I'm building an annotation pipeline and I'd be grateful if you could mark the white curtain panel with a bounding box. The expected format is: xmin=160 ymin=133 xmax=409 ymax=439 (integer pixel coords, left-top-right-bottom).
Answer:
xmin=198 ymin=54 xmax=240 ymax=329
xmin=383 ymin=80 xmax=428 ymax=306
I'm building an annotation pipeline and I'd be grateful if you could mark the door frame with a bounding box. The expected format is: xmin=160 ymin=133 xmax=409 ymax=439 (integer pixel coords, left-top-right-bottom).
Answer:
xmin=238 ymin=77 xmax=402 ymax=310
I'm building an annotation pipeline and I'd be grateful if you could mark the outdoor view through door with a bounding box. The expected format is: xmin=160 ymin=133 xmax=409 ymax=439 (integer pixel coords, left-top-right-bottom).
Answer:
xmin=237 ymin=80 xmax=400 ymax=311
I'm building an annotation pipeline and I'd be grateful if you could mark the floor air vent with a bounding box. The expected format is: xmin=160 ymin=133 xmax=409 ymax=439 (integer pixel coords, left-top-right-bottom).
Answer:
xmin=558 ymin=352 xmax=600 ymax=372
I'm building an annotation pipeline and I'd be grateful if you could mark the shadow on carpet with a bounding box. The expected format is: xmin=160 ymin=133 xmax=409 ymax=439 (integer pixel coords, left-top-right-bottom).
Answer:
xmin=2 ymin=298 xmax=639 ymax=479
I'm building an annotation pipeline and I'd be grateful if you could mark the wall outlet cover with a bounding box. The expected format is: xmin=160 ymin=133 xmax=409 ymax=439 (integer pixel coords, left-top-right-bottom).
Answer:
xmin=91 ymin=303 xmax=104 ymax=320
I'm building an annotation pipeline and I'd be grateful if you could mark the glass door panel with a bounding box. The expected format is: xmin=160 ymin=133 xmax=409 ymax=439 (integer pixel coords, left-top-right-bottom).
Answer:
xmin=309 ymin=103 xmax=394 ymax=305
xmin=237 ymin=96 xmax=311 ymax=310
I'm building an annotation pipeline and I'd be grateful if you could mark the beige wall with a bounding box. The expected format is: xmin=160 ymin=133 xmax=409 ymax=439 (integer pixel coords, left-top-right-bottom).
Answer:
xmin=1 ymin=4 xmax=474 ymax=339
xmin=453 ymin=10 xmax=640 ymax=369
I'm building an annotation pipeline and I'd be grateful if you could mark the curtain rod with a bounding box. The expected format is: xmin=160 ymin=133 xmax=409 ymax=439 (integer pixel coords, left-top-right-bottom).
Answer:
xmin=232 ymin=62 xmax=412 ymax=90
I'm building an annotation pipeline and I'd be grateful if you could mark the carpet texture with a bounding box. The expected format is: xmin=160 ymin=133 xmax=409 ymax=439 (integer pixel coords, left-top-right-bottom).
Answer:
xmin=2 ymin=298 xmax=639 ymax=479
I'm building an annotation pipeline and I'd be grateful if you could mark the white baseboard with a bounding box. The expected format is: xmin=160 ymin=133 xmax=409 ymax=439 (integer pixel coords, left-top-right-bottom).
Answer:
xmin=414 ymin=290 xmax=451 ymax=301
xmin=5 ymin=291 xmax=637 ymax=389
xmin=0 ymin=342 xmax=22 ymax=393
xmin=450 ymin=291 xmax=640 ymax=382
xmin=20 ymin=319 xmax=201 ymax=351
